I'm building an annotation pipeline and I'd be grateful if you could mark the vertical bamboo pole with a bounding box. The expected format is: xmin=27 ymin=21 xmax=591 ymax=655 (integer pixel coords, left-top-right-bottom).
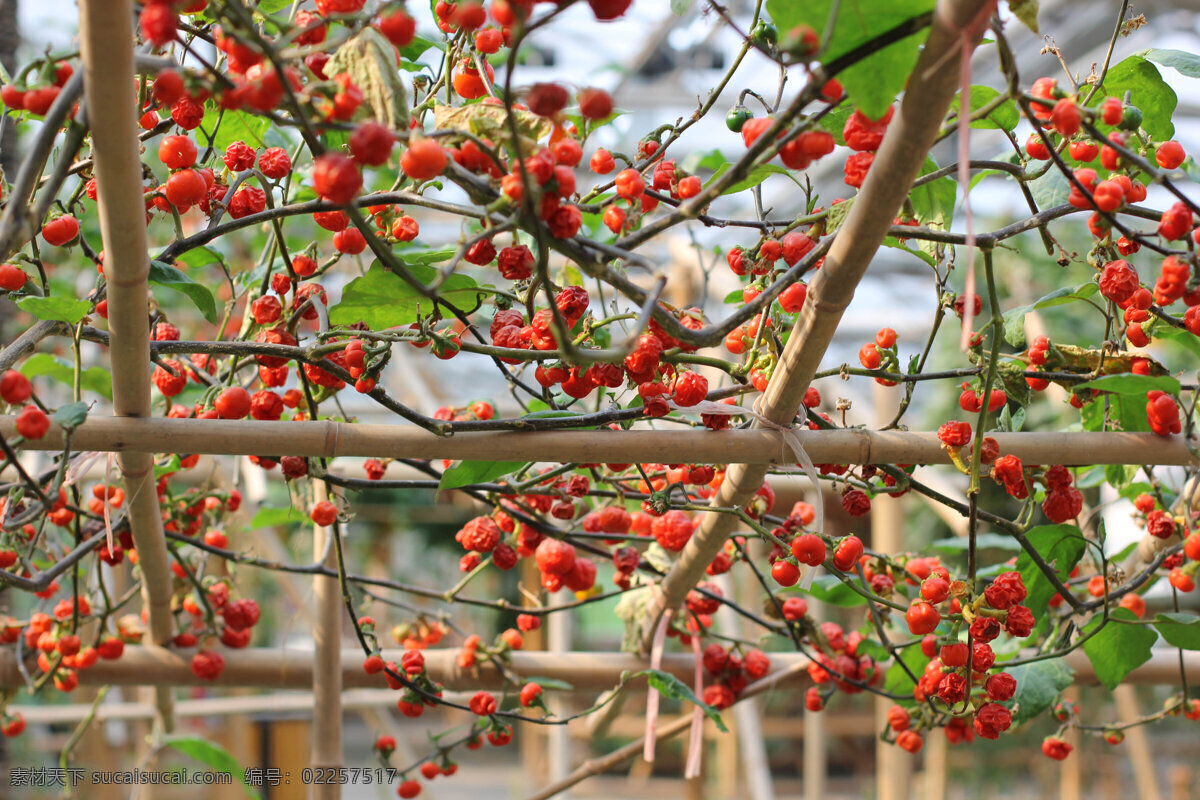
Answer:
xmin=1059 ymin=686 xmax=1081 ymax=800
xmin=547 ymin=593 xmax=573 ymax=791
xmin=803 ymin=599 xmax=826 ymax=800
xmin=78 ymin=0 xmax=175 ymax=733
xmin=921 ymin=731 xmax=947 ymax=800
xmin=716 ymin=572 xmax=774 ymax=800
xmin=873 ymin=385 xmax=912 ymax=800
xmin=644 ymin=0 xmax=992 ymax=645
xmin=311 ymin=481 xmax=342 ymax=799
xmin=1115 ymin=685 xmax=1161 ymax=800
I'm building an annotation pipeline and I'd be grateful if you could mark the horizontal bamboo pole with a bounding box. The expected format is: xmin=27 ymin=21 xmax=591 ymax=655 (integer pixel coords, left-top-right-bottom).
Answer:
xmin=9 ymin=689 xmax=407 ymax=725
xmin=0 ymin=647 xmax=1190 ymax=690
xmin=1 ymin=416 xmax=1196 ymax=466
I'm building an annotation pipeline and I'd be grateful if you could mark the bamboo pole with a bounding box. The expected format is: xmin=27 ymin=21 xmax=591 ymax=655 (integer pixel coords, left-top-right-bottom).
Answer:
xmin=311 ymin=481 xmax=342 ymax=800
xmin=547 ymin=591 xmax=573 ymax=793
xmin=78 ymin=0 xmax=175 ymax=734
xmin=874 ymin=385 xmax=913 ymax=800
xmin=1060 ymin=686 xmax=1082 ymax=800
xmin=2 ymin=416 xmax=1196 ymax=467
xmin=8 ymin=688 xmax=423 ymax=724
xmin=716 ymin=573 xmax=774 ymax=800
xmin=0 ymin=647 xmax=1189 ymax=690
xmin=1115 ymin=684 xmax=1162 ymax=800
xmin=803 ymin=599 xmax=827 ymax=800
xmin=642 ymin=0 xmax=995 ymax=643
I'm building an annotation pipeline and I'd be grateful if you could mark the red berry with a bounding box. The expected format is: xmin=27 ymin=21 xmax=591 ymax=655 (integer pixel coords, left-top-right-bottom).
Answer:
xmin=1156 ymin=140 xmax=1186 ymax=170
xmin=350 ymin=121 xmax=395 ymax=166
xmin=190 ymin=649 xmax=225 ymax=681
xmin=15 ymin=405 xmax=49 ymax=439
xmin=159 ymin=135 xmax=198 ymax=169
xmin=526 ymin=82 xmax=570 ymax=117
xmin=905 ymin=601 xmax=940 ymax=635
xmin=377 ymin=9 xmax=416 ymax=47
xmin=791 ymin=534 xmax=826 ymax=567
xmin=223 ymin=140 xmax=257 ymax=172
xmin=614 ymin=168 xmax=645 ymax=200
xmin=678 ymin=175 xmax=702 ymax=199
xmin=771 ymin=559 xmax=800 ymax=586
xmin=313 ymin=153 xmax=362 ymax=205
xmin=672 ymin=371 xmax=708 ymax=407
xmin=258 ymin=147 xmax=292 ymax=179
xmin=310 ymin=500 xmax=338 ymax=526
xmin=41 ymin=215 xmax=80 ymax=247
xmin=0 ymin=264 xmax=28 ymax=292
xmin=214 ymin=386 xmax=251 ymax=419
xmin=401 ymin=138 xmax=448 ymax=181
xmin=164 ymin=169 xmax=207 ymax=209
xmin=832 ymin=536 xmax=863 ymax=570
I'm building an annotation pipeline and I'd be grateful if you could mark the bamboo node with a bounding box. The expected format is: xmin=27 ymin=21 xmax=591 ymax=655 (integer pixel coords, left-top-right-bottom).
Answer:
xmin=323 ymin=419 xmax=342 ymax=459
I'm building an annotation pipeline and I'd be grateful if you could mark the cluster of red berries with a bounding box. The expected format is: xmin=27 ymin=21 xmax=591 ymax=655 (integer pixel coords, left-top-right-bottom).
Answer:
xmin=701 ymin=644 xmax=772 ymax=710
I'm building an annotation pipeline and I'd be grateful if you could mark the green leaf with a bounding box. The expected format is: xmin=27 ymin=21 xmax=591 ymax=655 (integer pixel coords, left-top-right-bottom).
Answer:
xmin=670 ymin=0 xmax=695 ymax=13
xmin=150 ymin=261 xmax=219 ymax=324
xmin=817 ymin=103 xmax=853 ymax=146
xmin=20 ymin=353 xmax=112 ymax=400
xmin=882 ymin=237 xmax=936 ymax=267
xmin=638 ymin=669 xmax=728 ymax=732
xmin=53 ymin=401 xmax=88 ymax=430
xmin=1006 ymin=658 xmax=1073 ymax=726
xmin=163 ymin=735 xmax=261 ymax=800
xmin=250 ymin=506 xmax=304 ymax=528
xmin=792 ymin=574 xmax=866 ymax=607
xmin=767 ymin=0 xmax=935 ymax=119
xmin=1141 ymin=48 xmax=1200 ymax=79
xmin=952 ymin=85 xmax=1019 ymax=131
xmin=826 ymin=197 xmax=855 ymax=234
xmin=1076 ymin=374 xmax=1180 ymax=396
xmin=400 ymin=34 xmax=442 ymax=62
xmin=1082 ymin=608 xmax=1157 ymax=690
xmin=1104 ymin=463 xmax=1139 ymax=489
xmin=16 ymin=296 xmax=91 ymax=324
xmin=882 ymin=646 xmax=929 ymax=704
xmin=438 ymin=460 xmax=525 ymax=492
xmin=397 ymin=248 xmax=457 ymax=266
xmin=909 ymin=156 xmax=955 ymax=229
xmin=1076 ymin=372 xmax=1177 ymax=434
xmin=1101 ymin=55 xmax=1177 ymax=140
xmin=174 ymin=246 xmax=224 ymax=270
xmin=1028 ymin=165 xmax=1070 ymax=211
xmin=681 ymin=148 xmax=727 ymax=173
xmin=199 ymin=106 xmax=271 ymax=154
xmin=155 ymin=453 xmax=181 ymax=479
xmin=928 ymin=532 xmax=1020 ymax=555
xmin=1080 ymin=391 xmax=1151 ymax=433
xmin=255 ymin=0 xmax=292 ymax=13
xmin=1154 ymin=324 xmax=1200 ymax=362
xmin=723 ymin=289 xmax=744 ymax=305
xmin=1154 ymin=612 xmax=1200 ymax=650
xmin=328 ymin=262 xmax=488 ymax=329
xmin=1007 ymin=0 xmax=1039 ymax=32
xmin=1001 ymin=283 xmax=1098 ymax=348
xmin=1015 ymin=524 xmax=1086 ymax=619
xmin=705 ymin=162 xmax=791 ymax=195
